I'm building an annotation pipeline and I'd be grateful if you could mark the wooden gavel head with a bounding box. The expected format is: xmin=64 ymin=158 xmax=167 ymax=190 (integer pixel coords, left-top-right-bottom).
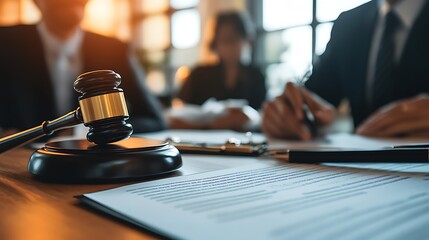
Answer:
xmin=73 ymin=70 xmax=133 ymax=144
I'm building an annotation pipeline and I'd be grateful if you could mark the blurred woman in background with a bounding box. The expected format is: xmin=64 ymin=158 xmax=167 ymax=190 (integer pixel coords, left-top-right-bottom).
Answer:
xmin=172 ymin=11 xmax=266 ymax=131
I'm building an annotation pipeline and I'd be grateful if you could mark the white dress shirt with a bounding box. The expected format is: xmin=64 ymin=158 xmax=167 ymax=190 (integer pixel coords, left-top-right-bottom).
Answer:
xmin=37 ymin=22 xmax=84 ymax=115
xmin=366 ymin=0 xmax=426 ymax=103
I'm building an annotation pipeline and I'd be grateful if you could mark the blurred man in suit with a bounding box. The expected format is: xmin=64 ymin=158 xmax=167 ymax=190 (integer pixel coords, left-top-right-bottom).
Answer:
xmin=0 ymin=0 xmax=166 ymax=136
xmin=263 ymin=0 xmax=429 ymax=139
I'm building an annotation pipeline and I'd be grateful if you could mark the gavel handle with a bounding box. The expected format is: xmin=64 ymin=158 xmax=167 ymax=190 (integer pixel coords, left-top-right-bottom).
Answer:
xmin=0 ymin=108 xmax=83 ymax=154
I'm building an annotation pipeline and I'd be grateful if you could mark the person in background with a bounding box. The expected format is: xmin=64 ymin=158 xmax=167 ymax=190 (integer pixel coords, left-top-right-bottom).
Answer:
xmin=172 ymin=11 xmax=266 ymax=131
xmin=263 ymin=0 xmax=429 ymax=140
xmin=0 ymin=0 xmax=166 ymax=137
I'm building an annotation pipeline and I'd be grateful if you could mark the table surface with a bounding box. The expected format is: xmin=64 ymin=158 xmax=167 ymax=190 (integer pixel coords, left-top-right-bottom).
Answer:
xmin=3 ymin=131 xmax=426 ymax=240
xmin=0 ymin=148 xmax=163 ymax=240
xmin=0 ymin=144 xmax=265 ymax=240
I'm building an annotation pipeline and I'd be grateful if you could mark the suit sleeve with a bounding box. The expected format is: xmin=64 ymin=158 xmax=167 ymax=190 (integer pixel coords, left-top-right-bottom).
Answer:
xmin=305 ymin=14 xmax=346 ymax=107
xmin=250 ymin=68 xmax=266 ymax=110
xmin=122 ymin=53 xmax=167 ymax=133
xmin=0 ymin=50 xmax=6 ymax=131
xmin=0 ymin=28 xmax=13 ymax=130
xmin=177 ymin=68 xmax=198 ymax=104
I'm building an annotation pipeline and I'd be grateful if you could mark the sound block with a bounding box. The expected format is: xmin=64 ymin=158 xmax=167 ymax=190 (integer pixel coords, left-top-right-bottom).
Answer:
xmin=28 ymin=137 xmax=182 ymax=182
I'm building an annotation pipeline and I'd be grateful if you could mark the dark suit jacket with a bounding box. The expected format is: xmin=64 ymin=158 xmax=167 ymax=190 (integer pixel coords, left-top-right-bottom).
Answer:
xmin=0 ymin=24 xmax=166 ymax=132
xmin=305 ymin=0 xmax=429 ymax=127
xmin=178 ymin=63 xmax=266 ymax=109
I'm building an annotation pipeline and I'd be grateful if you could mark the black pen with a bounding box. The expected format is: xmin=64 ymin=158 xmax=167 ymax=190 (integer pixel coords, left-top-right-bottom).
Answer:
xmin=392 ymin=143 xmax=429 ymax=149
xmin=303 ymin=104 xmax=317 ymax=137
xmin=279 ymin=96 xmax=318 ymax=137
xmin=296 ymin=70 xmax=318 ymax=137
xmin=284 ymin=148 xmax=429 ymax=163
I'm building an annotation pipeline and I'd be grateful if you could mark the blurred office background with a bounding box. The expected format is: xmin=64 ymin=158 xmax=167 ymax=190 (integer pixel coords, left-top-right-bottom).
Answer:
xmin=0 ymin=0 xmax=370 ymax=103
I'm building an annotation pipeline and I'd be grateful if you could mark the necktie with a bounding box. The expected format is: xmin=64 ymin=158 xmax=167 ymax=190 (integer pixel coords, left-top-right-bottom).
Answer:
xmin=371 ymin=10 xmax=401 ymax=112
xmin=52 ymin=50 xmax=77 ymax=115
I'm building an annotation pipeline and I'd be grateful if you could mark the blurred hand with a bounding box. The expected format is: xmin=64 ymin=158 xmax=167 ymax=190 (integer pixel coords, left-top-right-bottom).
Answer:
xmin=168 ymin=117 xmax=206 ymax=130
xmin=356 ymin=94 xmax=429 ymax=138
xmin=262 ymin=82 xmax=336 ymax=140
xmin=209 ymin=107 xmax=251 ymax=131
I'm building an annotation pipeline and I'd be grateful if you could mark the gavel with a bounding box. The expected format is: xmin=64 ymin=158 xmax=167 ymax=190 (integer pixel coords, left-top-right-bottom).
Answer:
xmin=0 ymin=70 xmax=133 ymax=153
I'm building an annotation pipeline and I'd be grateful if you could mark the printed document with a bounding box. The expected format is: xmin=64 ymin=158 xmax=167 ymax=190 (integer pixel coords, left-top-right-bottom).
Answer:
xmin=80 ymin=164 xmax=429 ymax=240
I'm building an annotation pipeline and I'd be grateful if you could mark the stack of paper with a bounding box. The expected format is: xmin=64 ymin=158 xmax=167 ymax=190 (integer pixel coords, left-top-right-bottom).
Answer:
xmin=79 ymin=164 xmax=429 ymax=239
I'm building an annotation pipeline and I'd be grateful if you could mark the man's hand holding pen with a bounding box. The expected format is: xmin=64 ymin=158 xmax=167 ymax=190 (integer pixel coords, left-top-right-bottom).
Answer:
xmin=262 ymin=82 xmax=336 ymax=140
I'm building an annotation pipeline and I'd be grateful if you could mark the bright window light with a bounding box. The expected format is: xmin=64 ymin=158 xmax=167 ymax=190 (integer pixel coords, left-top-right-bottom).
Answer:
xmin=170 ymin=0 xmax=199 ymax=9
xmin=280 ymin=26 xmax=312 ymax=75
xmin=316 ymin=22 xmax=334 ymax=55
xmin=317 ymin=0 xmax=371 ymax=22
xmin=171 ymin=9 xmax=200 ymax=49
xmin=263 ymin=0 xmax=313 ymax=31
xmin=82 ymin=0 xmax=125 ymax=39
xmin=21 ymin=0 xmax=41 ymax=23
xmin=146 ymin=70 xmax=167 ymax=94
xmin=141 ymin=0 xmax=169 ymax=14
xmin=140 ymin=15 xmax=170 ymax=51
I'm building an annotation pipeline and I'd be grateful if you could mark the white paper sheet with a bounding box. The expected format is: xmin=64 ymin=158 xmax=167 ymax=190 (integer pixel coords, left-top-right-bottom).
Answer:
xmin=137 ymin=129 xmax=267 ymax=145
xmin=139 ymin=130 xmax=429 ymax=174
xmin=81 ymin=164 xmax=429 ymax=240
xmin=138 ymin=130 xmax=429 ymax=150
xmin=166 ymin=98 xmax=249 ymax=125
xmin=268 ymin=132 xmax=429 ymax=150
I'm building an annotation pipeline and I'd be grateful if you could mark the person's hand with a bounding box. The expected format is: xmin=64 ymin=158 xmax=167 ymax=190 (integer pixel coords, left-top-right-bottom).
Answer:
xmin=209 ymin=107 xmax=251 ymax=131
xmin=168 ymin=117 xmax=207 ymax=130
xmin=262 ymin=82 xmax=336 ymax=140
xmin=356 ymin=94 xmax=429 ymax=138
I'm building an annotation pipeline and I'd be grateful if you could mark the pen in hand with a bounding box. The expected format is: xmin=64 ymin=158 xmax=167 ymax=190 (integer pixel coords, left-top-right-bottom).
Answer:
xmin=302 ymin=104 xmax=318 ymax=137
xmin=278 ymin=92 xmax=317 ymax=140
xmin=263 ymin=70 xmax=335 ymax=140
xmin=296 ymin=70 xmax=318 ymax=138
xmin=282 ymin=83 xmax=318 ymax=139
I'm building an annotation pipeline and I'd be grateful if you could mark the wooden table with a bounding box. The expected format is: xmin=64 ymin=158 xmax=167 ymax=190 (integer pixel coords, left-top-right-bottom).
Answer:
xmin=0 ymin=148 xmax=161 ymax=240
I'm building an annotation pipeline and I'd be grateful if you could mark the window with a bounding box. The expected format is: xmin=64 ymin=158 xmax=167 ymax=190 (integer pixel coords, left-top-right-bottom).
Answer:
xmin=170 ymin=0 xmax=199 ymax=9
xmin=171 ymin=9 xmax=200 ymax=49
xmin=254 ymin=0 xmax=371 ymax=99
xmin=317 ymin=0 xmax=371 ymax=22
xmin=263 ymin=0 xmax=313 ymax=31
xmin=315 ymin=22 xmax=334 ymax=55
xmin=0 ymin=0 xmax=201 ymax=97
xmin=0 ymin=0 xmax=132 ymax=41
xmin=0 ymin=0 xmax=40 ymax=25
xmin=82 ymin=0 xmax=131 ymax=41
xmin=139 ymin=15 xmax=170 ymax=51
xmin=133 ymin=0 xmax=201 ymax=96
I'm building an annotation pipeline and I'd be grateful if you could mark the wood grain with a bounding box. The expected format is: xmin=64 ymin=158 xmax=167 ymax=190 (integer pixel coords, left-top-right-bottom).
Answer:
xmin=0 ymin=147 xmax=160 ymax=240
